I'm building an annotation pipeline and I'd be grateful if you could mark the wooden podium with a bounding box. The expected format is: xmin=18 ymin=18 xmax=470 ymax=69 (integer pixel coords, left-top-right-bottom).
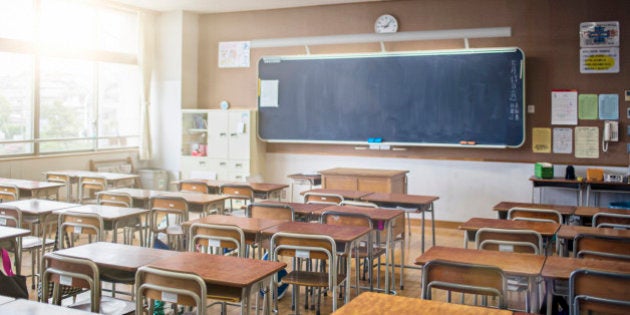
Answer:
xmin=319 ymin=168 xmax=408 ymax=193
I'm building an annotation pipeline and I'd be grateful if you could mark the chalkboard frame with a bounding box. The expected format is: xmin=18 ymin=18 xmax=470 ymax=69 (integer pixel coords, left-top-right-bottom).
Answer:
xmin=257 ymin=47 xmax=525 ymax=148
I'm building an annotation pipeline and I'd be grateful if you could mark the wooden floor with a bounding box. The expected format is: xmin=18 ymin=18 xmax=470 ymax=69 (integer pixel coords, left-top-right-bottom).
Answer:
xmin=20 ymin=220 xmax=527 ymax=314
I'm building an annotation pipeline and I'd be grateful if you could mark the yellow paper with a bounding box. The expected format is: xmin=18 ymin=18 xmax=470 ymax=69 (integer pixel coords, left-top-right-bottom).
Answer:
xmin=578 ymin=94 xmax=598 ymax=120
xmin=532 ymin=128 xmax=551 ymax=153
xmin=575 ymin=127 xmax=599 ymax=158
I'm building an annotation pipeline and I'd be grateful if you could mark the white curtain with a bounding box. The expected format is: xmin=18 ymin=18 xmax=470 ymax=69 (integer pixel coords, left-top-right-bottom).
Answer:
xmin=138 ymin=12 xmax=155 ymax=161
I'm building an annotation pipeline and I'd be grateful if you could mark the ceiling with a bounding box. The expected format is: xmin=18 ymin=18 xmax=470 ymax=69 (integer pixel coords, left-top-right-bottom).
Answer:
xmin=110 ymin=0 xmax=382 ymax=13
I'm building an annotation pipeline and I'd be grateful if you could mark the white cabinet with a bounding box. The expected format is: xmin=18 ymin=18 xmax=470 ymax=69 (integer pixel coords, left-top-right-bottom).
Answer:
xmin=180 ymin=109 xmax=264 ymax=181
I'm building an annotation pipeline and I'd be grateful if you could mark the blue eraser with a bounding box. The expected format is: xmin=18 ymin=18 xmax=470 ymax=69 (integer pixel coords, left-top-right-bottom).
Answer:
xmin=368 ymin=138 xmax=374 ymax=143
xmin=374 ymin=138 xmax=382 ymax=143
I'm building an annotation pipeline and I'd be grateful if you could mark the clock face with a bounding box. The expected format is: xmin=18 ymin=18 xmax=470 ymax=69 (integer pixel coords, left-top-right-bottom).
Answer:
xmin=374 ymin=14 xmax=398 ymax=33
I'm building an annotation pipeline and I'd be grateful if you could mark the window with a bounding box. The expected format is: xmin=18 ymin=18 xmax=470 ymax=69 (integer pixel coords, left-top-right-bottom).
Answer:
xmin=0 ymin=0 xmax=140 ymax=157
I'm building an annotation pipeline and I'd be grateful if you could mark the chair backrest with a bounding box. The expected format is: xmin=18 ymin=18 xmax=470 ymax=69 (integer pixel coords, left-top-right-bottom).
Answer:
xmin=97 ymin=191 xmax=133 ymax=208
xmin=42 ymin=252 xmax=100 ymax=312
xmin=220 ymin=184 xmax=254 ymax=201
xmin=475 ymin=228 xmax=543 ymax=255
xmin=569 ymin=268 xmax=630 ymax=314
xmin=321 ymin=210 xmax=372 ymax=228
xmin=339 ymin=200 xmax=378 ymax=208
xmin=421 ymin=259 xmax=507 ymax=309
xmin=57 ymin=211 xmax=104 ymax=249
xmin=148 ymin=196 xmax=189 ymax=231
xmin=247 ymin=203 xmax=294 ymax=221
xmin=188 ymin=223 xmax=245 ymax=257
xmin=135 ymin=266 xmax=207 ymax=314
xmin=573 ymin=233 xmax=630 ymax=262
xmin=592 ymin=212 xmax=630 ymax=230
xmin=507 ymin=207 xmax=563 ymax=224
xmin=0 ymin=205 xmax=21 ymax=228
xmin=179 ymin=180 xmax=209 ymax=194
xmin=271 ymin=231 xmax=336 ymax=263
xmin=46 ymin=173 xmax=70 ymax=184
xmin=0 ymin=184 xmax=19 ymax=201
xmin=79 ymin=176 xmax=108 ymax=203
xmin=303 ymin=192 xmax=343 ymax=205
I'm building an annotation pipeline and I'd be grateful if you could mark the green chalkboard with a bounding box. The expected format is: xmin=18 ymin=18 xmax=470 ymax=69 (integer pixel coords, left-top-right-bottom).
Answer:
xmin=258 ymin=48 xmax=525 ymax=148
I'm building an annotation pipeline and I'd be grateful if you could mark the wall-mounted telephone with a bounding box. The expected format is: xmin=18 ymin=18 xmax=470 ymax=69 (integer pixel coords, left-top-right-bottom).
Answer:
xmin=602 ymin=120 xmax=619 ymax=152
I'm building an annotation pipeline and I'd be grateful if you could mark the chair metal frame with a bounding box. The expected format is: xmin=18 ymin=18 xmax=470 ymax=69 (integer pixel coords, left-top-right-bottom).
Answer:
xmin=135 ymin=266 xmax=207 ymax=315
xmin=421 ymin=259 xmax=507 ymax=309
xmin=148 ymin=195 xmax=188 ymax=249
xmin=568 ymin=268 xmax=630 ymax=315
xmin=270 ymin=232 xmax=346 ymax=314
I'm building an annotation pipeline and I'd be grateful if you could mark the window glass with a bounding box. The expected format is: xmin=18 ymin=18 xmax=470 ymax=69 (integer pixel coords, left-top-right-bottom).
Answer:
xmin=98 ymin=62 xmax=140 ymax=149
xmin=0 ymin=0 xmax=34 ymax=40
xmin=0 ymin=52 xmax=33 ymax=155
xmin=40 ymin=0 xmax=96 ymax=50
xmin=98 ymin=8 xmax=138 ymax=54
xmin=39 ymin=57 xmax=94 ymax=153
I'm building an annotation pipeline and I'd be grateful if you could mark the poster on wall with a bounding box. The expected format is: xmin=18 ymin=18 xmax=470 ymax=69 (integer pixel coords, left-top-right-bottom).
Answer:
xmin=580 ymin=47 xmax=620 ymax=73
xmin=218 ymin=41 xmax=251 ymax=68
xmin=580 ymin=21 xmax=619 ymax=47
xmin=551 ymin=90 xmax=578 ymax=125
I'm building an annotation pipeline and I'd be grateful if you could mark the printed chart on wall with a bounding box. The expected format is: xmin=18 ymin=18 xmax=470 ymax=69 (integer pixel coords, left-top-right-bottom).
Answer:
xmin=579 ymin=21 xmax=620 ymax=73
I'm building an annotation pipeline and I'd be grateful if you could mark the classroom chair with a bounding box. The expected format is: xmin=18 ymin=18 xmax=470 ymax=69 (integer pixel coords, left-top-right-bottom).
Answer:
xmin=179 ymin=180 xmax=210 ymax=194
xmin=45 ymin=172 xmax=72 ymax=201
xmin=57 ymin=211 xmax=104 ymax=248
xmin=303 ymin=192 xmax=343 ymax=205
xmin=0 ymin=183 xmax=19 ymax=201
xmin=474 ymin=227 xmax=543 ymax=312
xmin=188 ymin=223 xmax=248 ymax=314
xmin=270 ymin=232 xmax=347 ymax=314
xmin=568 ymin=268 xmax=630 ymax=315
xmin=148 ymin=195 xmax=188 ymax=250
xmin=78 ymin=176 xmax=108 ymax=204
xmin=592 ymin=212 xmax=630 ymax=230
xmin=507 ymin=207 xmax=562 ymax=254
xmin=421 ymin=259 xmax=507 ymax=309
xmin=135 ymin=266 xmax=207 ymax=315
xmin=0 ymin=205 xmax=55 ymax=288
xmin=573 ymin=233 xmax=630 ymax=262
xmin=97 ymin=191 xmax=145 ymax=246
xmin=41 ymin=252 xmax=135 ymax=314
xmin=220 ymin=184 xmax=254 ymax=217
xmin=247 ymin=202 xmax=295 ymax=221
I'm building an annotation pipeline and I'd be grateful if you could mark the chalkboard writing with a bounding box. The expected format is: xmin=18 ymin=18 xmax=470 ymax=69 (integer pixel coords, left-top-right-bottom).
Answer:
xmin=258 ymin=48 xmax=525 ymax=148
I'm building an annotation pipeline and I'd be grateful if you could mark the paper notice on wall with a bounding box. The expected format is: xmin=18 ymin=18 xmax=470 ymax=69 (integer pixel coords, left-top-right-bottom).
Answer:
xmin=578 ymin=94 xmax=598 ymax=120
xmin=580 ymin=21 xmax=619 ymax=47
xmin=218 ymin=41 xmax=251 ymax=68
xmin=575 ymin=127 xmax=599 ymax=159
xmin=259 ymin=80 xmax=279 ymax=107
xmin=598 ymin=93 xmax=619 ymax=120
xmin=532 ymin=128 xmax=551 ymax=153
xmin=580 ymin=47 xmax=620 ymax=73
xmin=551 ymin=90 xmax=578 ymax=125
xmin=553 ymin=128 xmax=573 ymax=154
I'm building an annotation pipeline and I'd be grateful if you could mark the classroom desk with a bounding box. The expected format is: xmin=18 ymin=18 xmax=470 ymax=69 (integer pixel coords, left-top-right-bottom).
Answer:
xmin=555 ymin=224 xmax=630 ymax=257
xmin=415 ymin=246 xmax=545 ymax=312
xmin=178 ymin=179 xmax=288 ymax=200
xmin=315 ymin=205 xmax=406 ymax=292
xmin=0 ymin=298 xmax=98 ymax=314
xmin=332 ymin=291 xmax=514 ymax=315
xmin=585 ymin=180 xmax=630 ymax=206
xmin=529 ymin=176 xmax=583 ymax=206
xmin=261 ymin=221 xmax=372 ymax=298
xmin=0 ymin=226 xmax=30 ymax=275
xmin=45 ymin=170 xmax=139 ymax=202
xmin=492 ymin=201 xmax=576 ymax=220
xmin=54 ymin=242 xmax=179 ymax=273
xmin=301 ymin=188 xmax=373 ymax=201
xmin=146 ymin=251 xmax=286 ymax=315
xmin=287 ymin=173 xmax=322 ymax=202
xmin=361 ymin=192 xmax=439 ymax=253
xmin=183 ymin=214 xmax=286 ymax=258
xmin=256 ymin=200 xmax=329 ymax=221
xmin=541 ymin=256 xmax=630 ymax=315
xmin=53 ymin=204 xmax=148 ymax=244
xmin=573 ymin=205 xmax=630 ymax=219
xmin=102 ymin=188 xmax=227 ymax=215
xmin=459 ymin=217 xmax=561 ymax=252
xmin=0 ymin=177 xmax=64 ymax=200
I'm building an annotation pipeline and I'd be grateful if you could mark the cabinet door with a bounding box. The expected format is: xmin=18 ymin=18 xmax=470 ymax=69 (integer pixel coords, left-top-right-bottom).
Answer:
xmin=207 ymin=110 xmax=229 ymax=159
xmin=227 ymin=111 xmax=251 ymax=160
xmin=180 ymin=157 xmax=214 ymax=179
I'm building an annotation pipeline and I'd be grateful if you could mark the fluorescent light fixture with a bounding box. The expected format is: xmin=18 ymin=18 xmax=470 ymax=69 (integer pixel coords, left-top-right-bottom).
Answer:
xmin=251 ymin=27 xmax=511 ymax=48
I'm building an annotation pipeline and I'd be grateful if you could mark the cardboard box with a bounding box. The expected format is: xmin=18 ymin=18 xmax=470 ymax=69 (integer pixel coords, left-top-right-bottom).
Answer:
xmin=586 ymin=168 xmax=604 ymax=181
xmin=535 ymin=162 xmax=554 ymax=179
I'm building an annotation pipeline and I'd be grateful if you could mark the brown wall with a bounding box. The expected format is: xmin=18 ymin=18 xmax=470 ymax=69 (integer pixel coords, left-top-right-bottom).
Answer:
xmin=198 ymin=0 xmax=630 ymax=166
